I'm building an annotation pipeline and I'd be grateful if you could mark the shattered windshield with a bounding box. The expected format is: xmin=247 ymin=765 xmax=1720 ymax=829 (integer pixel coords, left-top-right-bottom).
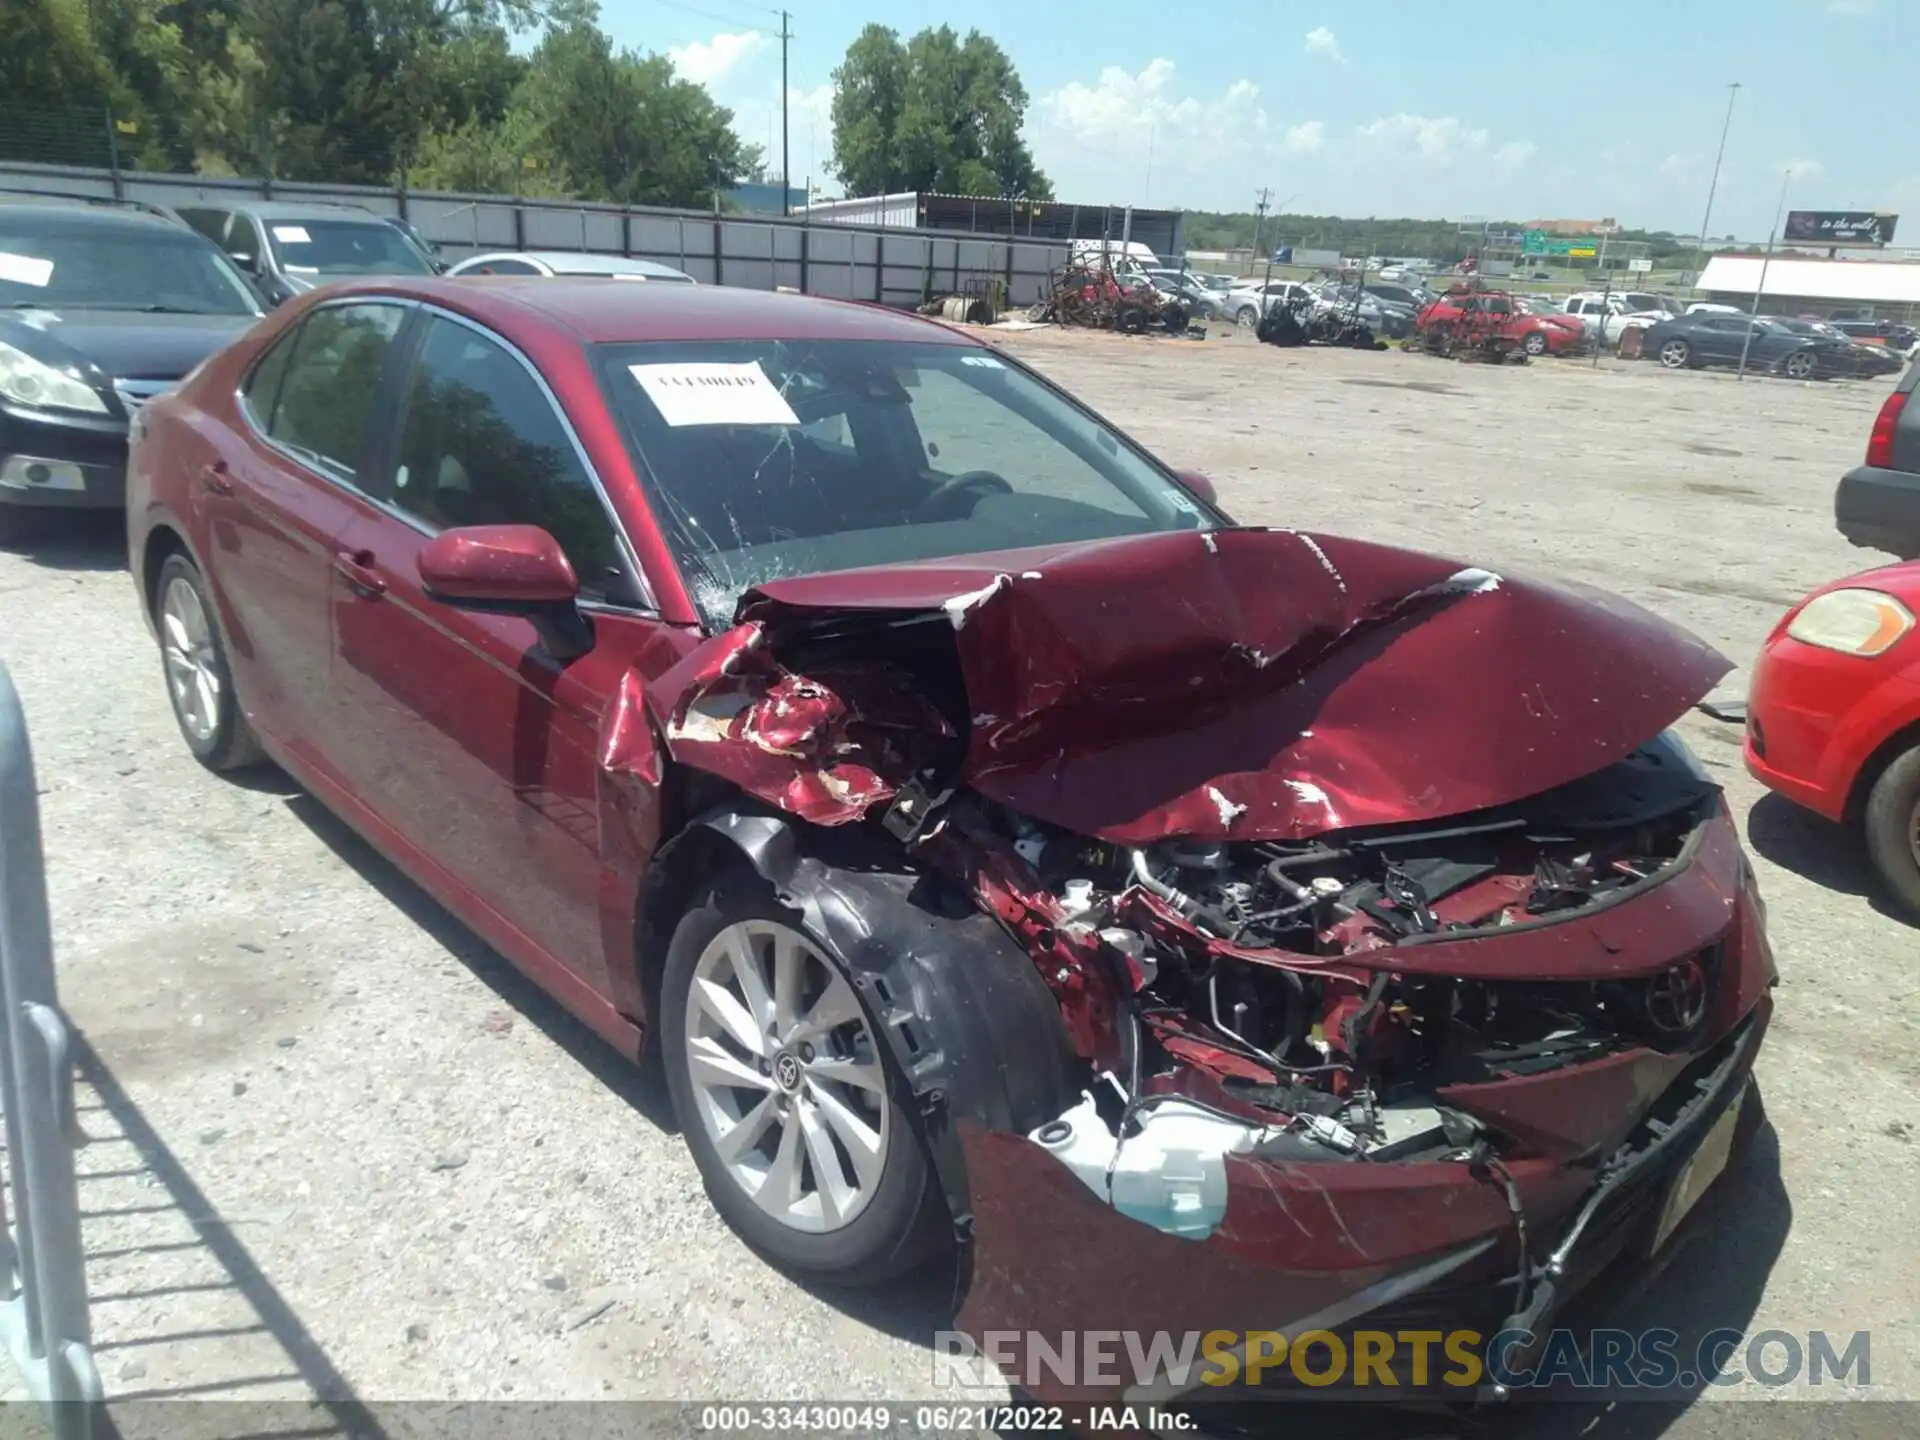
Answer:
xmin=594 ymin=339 xmax=1216 ymax=627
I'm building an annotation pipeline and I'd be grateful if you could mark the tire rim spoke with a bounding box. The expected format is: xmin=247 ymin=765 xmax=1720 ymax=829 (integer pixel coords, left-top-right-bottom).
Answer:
xmin=805 ymin=1053 xmax=884 ymax=1094
xmin=693 ymin=975 xmax=768 ymax=1057
xmin=687 ymin=1033 xmax=773 ymax=1092
xmin=753 ymin=1115 xmax=806 ymax=1218
xmin=711 ymin=1092 xmax=778 ymax=1163
xmin=795 ymin=1099 xmax=855 ymax=1227
xmin=789 ymin=971 xmax=864 ymax=1044
xmin=808 ymin=1081 xmax=885 ymax=1191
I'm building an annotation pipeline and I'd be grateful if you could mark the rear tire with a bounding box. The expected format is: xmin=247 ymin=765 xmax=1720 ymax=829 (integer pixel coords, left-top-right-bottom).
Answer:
xmin=154 ymin=553 xmax=268 ymax=773
xmin=1116 ymin=305 xmax=1148 ymax=334
xmin=660 ymin=867 xmax=949 ymax=1285
xmin=1783 ymin=350 xmax=1817 ymax=380
xmin=1863 ymin=747 xmax=1920 ymax=921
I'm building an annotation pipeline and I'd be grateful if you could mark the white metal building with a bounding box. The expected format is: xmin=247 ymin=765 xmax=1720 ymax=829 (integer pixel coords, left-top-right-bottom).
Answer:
xmin=1697 ymin=255 xmax=1920 ymax=320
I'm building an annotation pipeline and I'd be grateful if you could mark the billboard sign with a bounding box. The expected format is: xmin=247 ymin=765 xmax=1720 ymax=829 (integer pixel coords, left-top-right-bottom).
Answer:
xmin=1522 ymin=230 xmax=1600 ymax=258
xmin=1783 ymin=211 xmax=1898 ymax=246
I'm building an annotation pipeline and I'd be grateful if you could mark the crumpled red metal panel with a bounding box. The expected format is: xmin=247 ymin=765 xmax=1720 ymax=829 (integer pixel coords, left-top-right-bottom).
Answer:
xmin=648 ymin=620 xmax=952 ymax=826
xmin=737 ymin=527 xmax=1731 ymax=843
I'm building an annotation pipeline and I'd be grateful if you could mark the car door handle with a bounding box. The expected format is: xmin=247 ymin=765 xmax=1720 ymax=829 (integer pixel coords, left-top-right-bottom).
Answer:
xmin=332 ymin=549 xmax=387 ymax=599
xmin=200 ymin=460 xmax=234 ymax=496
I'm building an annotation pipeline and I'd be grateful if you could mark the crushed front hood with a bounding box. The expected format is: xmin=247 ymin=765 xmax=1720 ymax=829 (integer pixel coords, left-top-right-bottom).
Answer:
xmin=656 ymin=527 xmax=1730 ymax=843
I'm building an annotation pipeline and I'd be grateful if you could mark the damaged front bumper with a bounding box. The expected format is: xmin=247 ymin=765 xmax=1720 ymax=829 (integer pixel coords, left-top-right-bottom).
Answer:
xmin=952 ymin=803 xmax=1776 ymax=1409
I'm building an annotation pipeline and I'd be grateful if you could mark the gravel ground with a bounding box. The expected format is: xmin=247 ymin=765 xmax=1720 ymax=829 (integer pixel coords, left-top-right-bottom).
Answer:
xmin=1 ymin=328 xmax=1917 ymax=1436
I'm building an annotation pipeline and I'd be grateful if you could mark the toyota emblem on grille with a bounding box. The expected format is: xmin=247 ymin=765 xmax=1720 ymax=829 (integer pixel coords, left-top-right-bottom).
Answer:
xmin=1644 ymin=957 xmax=1709 ymax=1036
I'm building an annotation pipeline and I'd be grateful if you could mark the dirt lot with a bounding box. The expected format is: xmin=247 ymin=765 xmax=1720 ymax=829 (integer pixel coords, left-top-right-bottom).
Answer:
xmin=2 ymin=329 xmax=1917 ymax=1435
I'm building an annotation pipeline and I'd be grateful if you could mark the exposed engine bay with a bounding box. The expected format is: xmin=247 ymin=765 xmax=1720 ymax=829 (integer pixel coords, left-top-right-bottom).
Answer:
xmin=927 ymin=733 xmax=1721 ymax=1232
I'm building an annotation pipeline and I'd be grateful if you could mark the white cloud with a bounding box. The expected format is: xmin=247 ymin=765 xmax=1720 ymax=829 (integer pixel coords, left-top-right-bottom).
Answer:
xmin=669 ymin=31 xmax=766 ymax=86
xmin=1304 ymin=26 xmax=1344 ymax=62
xmin=1285 ymin=121 xmax=1326 ymax=154
xmin=1358 ymin=113 xmax=1490 ymax=160
xmin=1494 ymin=140 xmax=1539 ymax=168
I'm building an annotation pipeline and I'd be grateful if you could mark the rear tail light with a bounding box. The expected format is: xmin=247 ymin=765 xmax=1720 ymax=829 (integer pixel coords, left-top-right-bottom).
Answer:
xmin=1866 ymin=390 xmax=1908 ymax=468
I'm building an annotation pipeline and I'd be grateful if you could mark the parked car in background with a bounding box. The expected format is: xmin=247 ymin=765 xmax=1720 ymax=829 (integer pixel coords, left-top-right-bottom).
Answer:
xmin=445 ymin=252 xmax=698 ymax=283
xmin=1836 ymin=353 xmax=1920 ymax=560
xmin=1830 ymin=318 xmax=1920 ymax=355
xmin=172 ymin=200 xmax=439 ymax=306
xmin=380 ymin=216 xmax=445 ymax=269
xmin=1640 ymin=313 xmax=1853 ymax=379
xmin=1222 ymin=278 xmax=1313 ymax=328
xmin=1364 ymin=281 xmax=1434 ymax=311
xmin=1768 ymin=317 xmax=1905 ymax=377
xmin=1747 ymin=387 xmax=1920 ymax=915
xmin=1133 ymin=270 xmax=1219 ymax=321
xmin=0 ymin=196 xmax=263 ymax=544
xmin=125 ymin=276 xmax=1773 ymax=1368
xmin=1417 ymin=289 xmax=1580 ymax=356
xmin=1313 ymin=284 xmax=1415 ymax=339
xmin=1559 ymin=293 xmax=1668 ymax=345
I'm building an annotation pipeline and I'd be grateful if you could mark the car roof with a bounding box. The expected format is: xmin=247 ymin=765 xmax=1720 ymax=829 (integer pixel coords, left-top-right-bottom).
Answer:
xmin=459 ymin=251 xmax=695 ymax=279
xmin=176 ymin=199 xmax=384 ymax=223
xmin=0 ymin=198 xmax=193 ymax=235
xmin=311 ymin=276 xmax=977 ymax=346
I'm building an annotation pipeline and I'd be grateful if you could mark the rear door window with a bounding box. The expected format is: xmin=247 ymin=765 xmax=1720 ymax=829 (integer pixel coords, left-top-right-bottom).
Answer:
xmin=259 ymin=303 xmax=408 ymax=480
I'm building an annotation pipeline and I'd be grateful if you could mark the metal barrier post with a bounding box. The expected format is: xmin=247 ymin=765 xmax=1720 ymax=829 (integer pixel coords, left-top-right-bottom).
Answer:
xmin=0 ymin=662 xmax=101 ymax=1438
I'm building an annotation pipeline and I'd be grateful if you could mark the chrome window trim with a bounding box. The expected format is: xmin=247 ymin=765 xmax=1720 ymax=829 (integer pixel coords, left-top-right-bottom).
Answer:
xmin=234 ymin=295 xmax=413 ymax=502
xmin=234 ymin=295 xmax=659 ymax=615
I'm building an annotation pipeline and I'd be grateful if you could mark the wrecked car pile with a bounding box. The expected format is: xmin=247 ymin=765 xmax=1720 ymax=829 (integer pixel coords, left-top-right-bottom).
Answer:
xmin=1028 ymin=261 xmax=1192 ymax=334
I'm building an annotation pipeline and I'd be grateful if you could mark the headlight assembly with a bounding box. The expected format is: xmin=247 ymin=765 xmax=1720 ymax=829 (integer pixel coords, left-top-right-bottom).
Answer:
xmin=1785 ymin=588 xmax=1915 ymax=657
xmin=0 ymin=340 xmax=108 ymax=415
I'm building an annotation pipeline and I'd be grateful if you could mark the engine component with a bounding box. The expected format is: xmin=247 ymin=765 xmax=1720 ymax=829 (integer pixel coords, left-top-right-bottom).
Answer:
xmin=1030 ymin=1091 xmax=1274 ymax=1240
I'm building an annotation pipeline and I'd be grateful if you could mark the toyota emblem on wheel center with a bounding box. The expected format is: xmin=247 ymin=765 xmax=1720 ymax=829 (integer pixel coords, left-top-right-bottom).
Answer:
xmin=1644 ymin=957 xmax=1710 ymax=1036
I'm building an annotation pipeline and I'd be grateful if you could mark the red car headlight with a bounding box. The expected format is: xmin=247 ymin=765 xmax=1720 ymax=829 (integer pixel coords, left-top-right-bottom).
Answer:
xmin=1784 ymin=588 xmax=1915 ymax=657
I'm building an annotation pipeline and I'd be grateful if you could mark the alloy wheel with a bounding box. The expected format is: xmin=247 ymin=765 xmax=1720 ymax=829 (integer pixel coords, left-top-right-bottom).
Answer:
xmin=1784 ymin=352 xmax=1815 ymax=379
xmin=160 ymin=576 xmax=221 ymax=744
xmin=1660 ymin=340 xmax=1688 ymax=368
xmin=1237 ymin=306 xmax=1257 ymax=328
xmin=683 ymin=919 xmax=889 ymax=1234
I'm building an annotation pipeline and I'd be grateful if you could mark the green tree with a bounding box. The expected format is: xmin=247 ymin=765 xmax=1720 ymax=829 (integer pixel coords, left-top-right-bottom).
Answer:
xmin=830 ymin=23 xmax=1049 ymax=200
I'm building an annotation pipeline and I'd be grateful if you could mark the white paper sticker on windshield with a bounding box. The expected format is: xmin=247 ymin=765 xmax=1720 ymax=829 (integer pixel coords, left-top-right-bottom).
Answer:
xmin=272 ymin=225 xmax=311 ymax=244
xmin=0 ymin=252 xmax=54 ymax=287
xmin=629 ymin=362 xmax=800 ymax=427
xmin=960 ymin=354 xmax=1003 ymax=368
xmin=286 ymin=265 xmax=320 ymax=274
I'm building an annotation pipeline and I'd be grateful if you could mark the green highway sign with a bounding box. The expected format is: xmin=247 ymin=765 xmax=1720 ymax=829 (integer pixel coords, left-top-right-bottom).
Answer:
xmin=1522 ymin=230 xmax=1601 ymax=258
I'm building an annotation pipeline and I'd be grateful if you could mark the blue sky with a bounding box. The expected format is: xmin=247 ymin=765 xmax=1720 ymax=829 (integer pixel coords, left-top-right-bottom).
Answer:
xmin=614 ymin=0 xmax=1917 ymax=238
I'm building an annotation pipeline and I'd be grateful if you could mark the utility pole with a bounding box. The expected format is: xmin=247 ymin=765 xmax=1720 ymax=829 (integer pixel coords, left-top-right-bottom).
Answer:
xmin=780 ymin=10 xmax=793 ymax=215
xmin=1251 ymin=187 xmax=1273 ymax=276
xmin=1693 ymin=82 xmax=1741 ymax=282
xmin=1738 ymin=168 xmax=1793 ymax=383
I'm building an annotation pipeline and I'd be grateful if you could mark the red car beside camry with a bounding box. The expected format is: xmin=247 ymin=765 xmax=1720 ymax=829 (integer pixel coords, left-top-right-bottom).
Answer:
xmin=128 ymin=278 xmax=1773 ymax=1405
xmin=1747 ymin=370 xmax=1920 ymax=917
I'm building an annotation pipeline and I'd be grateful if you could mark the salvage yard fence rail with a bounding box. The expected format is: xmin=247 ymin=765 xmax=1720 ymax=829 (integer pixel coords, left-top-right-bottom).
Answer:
xmin=0 ymin=158 xmax=1073 ymax=312
xmin=0 ymin=662 xmax=101 ymax=1438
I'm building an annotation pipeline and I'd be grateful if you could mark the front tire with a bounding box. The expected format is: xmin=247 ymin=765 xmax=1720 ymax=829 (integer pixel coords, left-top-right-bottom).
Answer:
xmin=1523 ymin=331 xmax=1549 ymax=357
xmin=155 ymin=553 xmax=267 ymax=772
xmin=1658 ymin=338 xmax=1692 ymax=369
xmin=1863 ymin=748 xmax=1920 ymax=920
xmin=1236 ymin=305 xmax=1258 ymax=329
xmin=660 ymin=869 xmax=947 ymax=1285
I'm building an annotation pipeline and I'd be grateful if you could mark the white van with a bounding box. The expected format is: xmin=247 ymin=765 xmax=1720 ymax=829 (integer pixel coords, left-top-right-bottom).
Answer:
xmin=1070 ymin=239 xmax=1161 ymax=270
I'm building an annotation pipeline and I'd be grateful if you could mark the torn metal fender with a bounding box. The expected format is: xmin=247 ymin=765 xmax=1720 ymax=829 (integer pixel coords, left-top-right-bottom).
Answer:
xmin=738 ymin=527 xmax=1732 ymax=844
xmin=658 ymin=808 xmax=1079 ymax=1233
xmin=645 ymin=622 xmax=952 ymax=826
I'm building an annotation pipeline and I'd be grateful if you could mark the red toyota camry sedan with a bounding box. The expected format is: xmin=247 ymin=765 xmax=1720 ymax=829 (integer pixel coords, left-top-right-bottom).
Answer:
xmin=1745 ymin=562 xmax=1920 ymax=916
xmin=128 ymin=278 xmax=1773 ymax=1404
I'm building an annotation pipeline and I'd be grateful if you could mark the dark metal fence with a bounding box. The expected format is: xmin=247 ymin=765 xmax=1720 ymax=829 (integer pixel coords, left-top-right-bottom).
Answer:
xmin=0 ymin=663 xmax=101 ymax=1438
